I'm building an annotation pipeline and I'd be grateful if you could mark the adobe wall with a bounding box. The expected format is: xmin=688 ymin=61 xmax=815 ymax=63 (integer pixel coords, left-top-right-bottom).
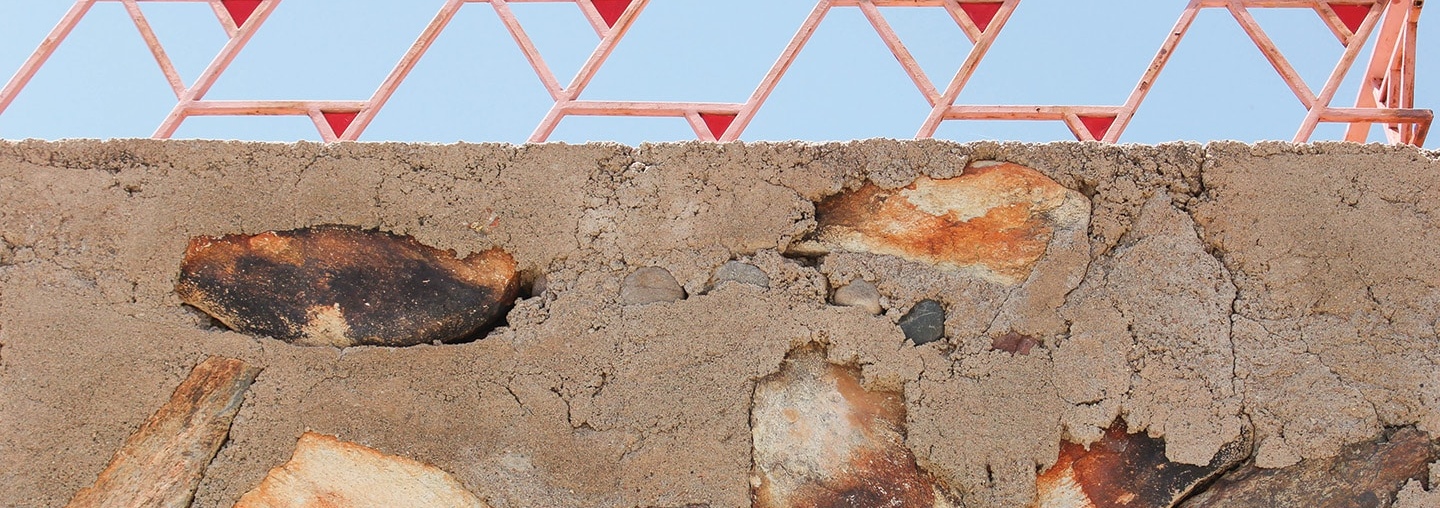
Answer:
xmin=0 ymin=139 xmax=1437 ymax=507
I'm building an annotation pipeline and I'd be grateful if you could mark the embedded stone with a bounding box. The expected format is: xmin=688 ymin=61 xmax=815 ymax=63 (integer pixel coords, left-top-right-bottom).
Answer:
xmin=791 ymin=161 xmax=1086 ymax=284
xmin=233 ymin=432 xmax=488 ymax=508
xmin=1180 ymin=427 xmax=1438 ymax=508
xmin=1034 ymin=420 xmax=1250 ymax=508
xmin=66 ymin=357 xmax=260 ymax=508
xmin=899 ymin=299 xmax=945 ymax=346
xmin=832 ymin=279 xmax=882 ymax=315
xmin=621 ymin=266 xmax=684 ymax=305
xmin=992 ymin=332 xmax=1039 ymax=355
xmin=711 ymin=260 xmax=770 ymax=289
xmin=751 ymin=347 xmax=953 ymax=508
xmin=176 ymin=225 xmax=518 ymax=347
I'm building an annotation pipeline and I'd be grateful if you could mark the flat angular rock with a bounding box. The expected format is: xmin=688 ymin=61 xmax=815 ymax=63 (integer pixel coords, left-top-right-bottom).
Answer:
xmin=621 ymin=266 xmax=685 ymax=305
xmin=234 ymin=432 xmax=488 ymax=508
xmin=177 ymin=225 xmax=518 ymax=347
xmin=899 ymin=299 xmax=946 ymax=346
xmin=1034 ymin=421 xmax=1250 ymax=508
xmin=66 ymin=357 xmax=260 ymax=508
xmin=1180 ymin=427 xmax=1438 ymax=508
xmin=711 ymin=261 xmax=770 ymax=289
xmin=751 ymin=347 xmax=955 ymax=508
xmin=791 ymin=161 xmax=1086 ymax=284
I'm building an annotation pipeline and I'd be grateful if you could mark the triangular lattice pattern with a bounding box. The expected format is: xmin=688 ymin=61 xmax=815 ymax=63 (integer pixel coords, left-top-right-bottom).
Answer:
xmin=0 ymin=0 xmax=1429 ymax=145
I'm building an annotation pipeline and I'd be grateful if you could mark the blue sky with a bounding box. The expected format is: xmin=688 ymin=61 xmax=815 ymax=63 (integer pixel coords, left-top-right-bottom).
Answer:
xmin=0 ymin=1 xmax=1434 ymax=147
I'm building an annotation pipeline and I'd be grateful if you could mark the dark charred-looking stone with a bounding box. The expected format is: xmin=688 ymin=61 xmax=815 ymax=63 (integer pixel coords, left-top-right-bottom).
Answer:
xmin=1179 ymin=427 xmax=1438 ymax=508
xmin=899 ymin=299 xmax=945 ymax=346
xmin=621 ymin=266 xmax=685 ymax=305
xmin=992 ymin=332 xmax=1039 ymax=355
xmin=1034 ymin=420 xmax=1251 ymax=508
xmin=176 ymin=225 xmax=519 ymax=347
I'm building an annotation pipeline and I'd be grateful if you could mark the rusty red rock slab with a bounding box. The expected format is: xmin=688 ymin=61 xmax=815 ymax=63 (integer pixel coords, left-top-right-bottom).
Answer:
xmin=1034 ymin=421 xmax=1250 ymax=508
xmin=176 ymin=224 xmax=518 ymax=347
xmin=233 ymin=432 xmax=489 ymax=508
xmin=795 ymin=162 xmax=1084 ymax=284
xmin=992 ymin=331 xmax=1040 ymax=355
xmin=1179 ymin=427 xmax=1438 ymax=508
xmin=751 ymin=347 xmax=954 ymax=508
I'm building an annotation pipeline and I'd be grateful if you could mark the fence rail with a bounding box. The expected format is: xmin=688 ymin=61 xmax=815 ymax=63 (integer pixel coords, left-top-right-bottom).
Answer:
xmin=0 ymin=0 xmax=1429 ymax=145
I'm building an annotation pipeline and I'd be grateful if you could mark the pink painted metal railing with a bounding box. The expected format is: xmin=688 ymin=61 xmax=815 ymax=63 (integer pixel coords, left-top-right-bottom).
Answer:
xmin=0 ymin=0 xmax=1429 ymax=145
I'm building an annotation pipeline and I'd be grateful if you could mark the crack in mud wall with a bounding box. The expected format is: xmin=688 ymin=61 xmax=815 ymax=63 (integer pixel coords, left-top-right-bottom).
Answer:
xmin=0 ymin=139 xmax=1437 ymax=507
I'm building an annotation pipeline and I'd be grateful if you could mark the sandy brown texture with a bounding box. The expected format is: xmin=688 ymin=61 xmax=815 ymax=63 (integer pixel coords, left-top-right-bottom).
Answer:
xmin=1 ymin=139 xmax=1437 ymax=507
xmin=234 ymin=432 xmax=488 ymax=508
xmin=65 ymin=356 xmax=259 ymax=508
xmin=1192 ymin=142 xmax=1440 ymax=469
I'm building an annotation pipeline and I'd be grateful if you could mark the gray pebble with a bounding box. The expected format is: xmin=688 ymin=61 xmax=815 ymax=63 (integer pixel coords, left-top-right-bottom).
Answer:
xmin=712 ymin=261 xmax=770 ymax=289
xmin=621 ymin=266 xmax=685 ymax=305
xmin=898 ymin=299 xmax=945 ymax=346
xmin=832 ymin=279 xmax=882 ymax=315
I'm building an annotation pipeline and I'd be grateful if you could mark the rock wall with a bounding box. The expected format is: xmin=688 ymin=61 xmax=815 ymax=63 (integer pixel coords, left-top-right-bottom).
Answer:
xmin=0 ymin=139 xmax=1437 ymax=507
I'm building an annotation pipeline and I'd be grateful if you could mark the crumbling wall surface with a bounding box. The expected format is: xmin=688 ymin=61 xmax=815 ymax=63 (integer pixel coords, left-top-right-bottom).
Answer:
xmin=0 ymin=139 xmax=1436 ymax=507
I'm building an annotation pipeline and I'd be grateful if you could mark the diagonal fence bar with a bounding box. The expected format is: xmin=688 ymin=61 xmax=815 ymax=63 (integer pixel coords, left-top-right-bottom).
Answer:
xmin=0 ymin=0 xmax=1429 ymax=145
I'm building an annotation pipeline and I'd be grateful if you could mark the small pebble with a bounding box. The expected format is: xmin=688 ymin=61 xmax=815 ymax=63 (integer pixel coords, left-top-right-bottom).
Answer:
xmin=621 ymin=266 xmax=685 ymax=305
xmin=711 ymin=261 xmax=770 ymax=289
xmin=530 ymin=272 xmax=548 ymax=296
xmin=898 ymin=299 xmax=945 ymax=346
xmin=832 ymin=279 xmax=882 ymax=315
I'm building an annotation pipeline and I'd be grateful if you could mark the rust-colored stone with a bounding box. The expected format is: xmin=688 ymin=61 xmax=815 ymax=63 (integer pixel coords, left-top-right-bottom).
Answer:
xmin=794 ymin=162 xmax=1083 ymax=284
xmin=66 ymin=357 xmax=260 ymax=508
xmin=176 ymin=225 xmax=518 ymax=347
xmin=1034 ymin=420 xmax=1250 ymax=508
xmin=751 ymin=346 xmax=955 ymax=508
xmin=992 ymin=332 xmax=1039 ymax=355
xmin=234 ymin=432 xmax=489 ymax=508
xmin=1179 ymin=427 xmax=1438 ymax=508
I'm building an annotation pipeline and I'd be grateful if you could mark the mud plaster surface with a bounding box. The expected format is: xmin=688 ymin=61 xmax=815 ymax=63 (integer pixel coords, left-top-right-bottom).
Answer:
xmin=0 ymin=139 xmax=1437 ymax=507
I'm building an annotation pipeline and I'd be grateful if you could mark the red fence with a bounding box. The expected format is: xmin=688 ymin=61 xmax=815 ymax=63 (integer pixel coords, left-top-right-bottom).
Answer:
xmin=0 ymin=0 xmax=1429 ymax=145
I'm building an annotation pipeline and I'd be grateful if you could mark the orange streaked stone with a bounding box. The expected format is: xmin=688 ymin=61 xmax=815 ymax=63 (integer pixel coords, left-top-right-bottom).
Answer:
xmin=797 ymin=162 xmax=1085 ymax=284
